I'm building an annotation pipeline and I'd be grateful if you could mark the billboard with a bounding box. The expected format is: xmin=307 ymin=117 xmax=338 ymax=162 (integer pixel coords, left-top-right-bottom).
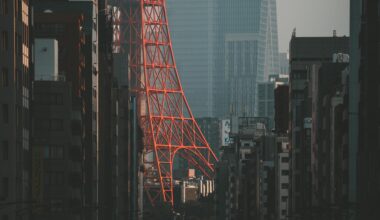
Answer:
xmin=221 ymin=119 xmax=231 ymax=146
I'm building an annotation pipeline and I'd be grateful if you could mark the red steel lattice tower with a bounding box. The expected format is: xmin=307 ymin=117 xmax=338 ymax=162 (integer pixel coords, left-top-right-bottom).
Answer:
xmin=124 ymin=0 xmax=218 ymax=205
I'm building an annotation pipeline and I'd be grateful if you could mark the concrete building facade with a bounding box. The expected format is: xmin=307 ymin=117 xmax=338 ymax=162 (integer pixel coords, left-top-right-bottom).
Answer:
xmin=274 ymin=84 xmax=289 ymax=135
xmin=32 ymin=1 xmax=99 ymax=219
xmin=32 ymin=80 xmax=82 ymax=220
xmin=357 ymin=0 xmax=380 ymax=219
xmin=288 ymin=35 xmax=349 ymax=219
xmin=257 ymin=74 xmax=288 ymax=130
xmin=0 ymin=1 xmax=31 ymax=219
xmin=275 ymin=137 xmax=290 ymax=220
xmin=309 ymin=62 xmax=348 ymax=218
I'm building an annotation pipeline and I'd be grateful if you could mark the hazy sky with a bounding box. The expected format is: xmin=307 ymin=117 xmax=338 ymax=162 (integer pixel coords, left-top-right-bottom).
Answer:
xmin=277 ymin=0 xmax=349 ymax=53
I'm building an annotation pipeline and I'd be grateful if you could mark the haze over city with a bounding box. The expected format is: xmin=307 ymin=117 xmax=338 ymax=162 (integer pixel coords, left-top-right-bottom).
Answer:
xmin=0 ymin=0 xmax=377 ymax=220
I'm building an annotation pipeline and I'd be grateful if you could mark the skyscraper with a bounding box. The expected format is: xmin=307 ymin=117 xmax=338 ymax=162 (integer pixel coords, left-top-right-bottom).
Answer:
xmin=0 ymin=1 xmax=31 ymax=219
xmin=288 ymin=35 xmax=349 ymax=219
xmin=214 ymin=0 xmax=280 ymax=118
xmin=257 ymin=75 xmax=288 ymax=130
xmin=279 ymin=52 xmax=289 ymax=75
xmin=167 ymin=0 xmax=215 ymax=117
xmin=33 ymin=1 xmax=100 ymax=219
xmin=348 ymin=0 xmax=361 ymax=213
xmin=358 ymin=0 xmax=380 ymax=219
xmin=167 ymin=0 xmax=280 ymax=118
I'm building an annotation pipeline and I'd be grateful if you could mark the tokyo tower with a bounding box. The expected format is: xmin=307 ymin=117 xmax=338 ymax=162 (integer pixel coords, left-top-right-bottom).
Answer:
xmin=119 ymin=0 xmax=218 ymax=205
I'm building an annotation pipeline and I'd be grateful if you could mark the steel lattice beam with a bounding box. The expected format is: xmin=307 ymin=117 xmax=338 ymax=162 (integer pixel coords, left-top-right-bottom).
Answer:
xmin=123 ymin=0 xmax=218 ymax=206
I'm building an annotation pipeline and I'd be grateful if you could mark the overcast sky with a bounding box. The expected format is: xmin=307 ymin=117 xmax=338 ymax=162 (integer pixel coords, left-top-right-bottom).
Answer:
xmin=276 ymin=0 xmax=349 ymax=53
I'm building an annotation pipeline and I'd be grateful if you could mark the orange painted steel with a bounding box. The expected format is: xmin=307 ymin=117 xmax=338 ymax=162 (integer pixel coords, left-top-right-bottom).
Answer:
xmin=124 ymin=0 xmax=218 ymax=206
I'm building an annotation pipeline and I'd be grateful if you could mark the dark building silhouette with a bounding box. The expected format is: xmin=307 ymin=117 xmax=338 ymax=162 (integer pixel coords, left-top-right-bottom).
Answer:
xmin=309 ymin=62 xmax=349 ymax=219
xmin=274 ymin=84 xmax=289 ymax=135
xmin=31 ymin=1 xmax=120 ymax=220
xmin=288 ymin=35 xmax=349 ymax=219
xmin=97 ymin=1 xmax=117 ymax=219
xmin=216 ymin=117 xmax=269 ymax=220
xmin=0 ymin=1 xmax=32 ymax=220
xmin=31 ymin=8 xmax=88 ymax=219
xmin=348 ymin=0 xmax=361 ymax=211
xmin=32 ymin=80 xmax=82 ymax=220
xmin=33 ymin=2 xmax=99 ymax=219
xmin=358 ymin=0 xmax=380 ymax=219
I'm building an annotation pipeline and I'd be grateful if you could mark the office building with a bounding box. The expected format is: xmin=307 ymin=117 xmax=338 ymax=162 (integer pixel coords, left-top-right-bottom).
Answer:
xmin=357 ymin=0 xmax=380 ymax=219
xmin=97 ymin=1 xmax=118 ymax=219
xmin=167 ymin=0 xmax=215 ymax=117
xmin=214 ymin=0 xmax=280 ymax=118
xmin=274 ymin=84 xmax=289 ymax=135
xmin=196 ymin=117 xmax=221 ymax=158
xmin=275 ymin=137 xmax=290 ymax=220
xmin=257 ymin=81 xmax=275 ymax=130
xmin=288 ymin=34 xmax=349 ymax=219
xmin=31 ymin=7 xmax=87 ymax=219
xmin=348 ymin=0 xmax=361 ymax=212
xmin=216 ymin=117 xmax=269 ymax=220
xmin=32 ymin=1 xmax=99 ymax=219
xmin=32 ymin=79 xmax=82 ymax=220
xmin=309 ymin=62 xmax=348 ymax=218
xmin=279 ymin=52 xmax=289 ymax=75
xmin=216 ymin=145 xmax=238 ymax=220
xmin=258 ymin=135 xmax=276 ymax=220
xmin=257 ymin=75 xmax=288 ymax=130
xmin=0 ymin=1 xmax=31 ymax=219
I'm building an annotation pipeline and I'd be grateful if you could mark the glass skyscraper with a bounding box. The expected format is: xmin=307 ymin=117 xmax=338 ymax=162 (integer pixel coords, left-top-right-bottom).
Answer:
xmin=214 ymin=0 xmax=280 ymax=117
xmin=167 ymin=0 xmax=216 ymax=117
xmin=167 ymin=0 xmax=280 ymax=118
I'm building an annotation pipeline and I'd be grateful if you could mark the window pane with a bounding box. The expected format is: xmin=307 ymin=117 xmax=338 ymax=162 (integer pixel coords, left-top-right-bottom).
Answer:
xmin=1 ymin=0 xmax=8 ymax=15
xmin=2 ymin=104 xmax=8 ymax=124
xmin=281 ymin=183 xmax=289 ymax=189
xmin=281 ymin=170 xmax=289 ymax=176
xmin=281 ymin=157 xmax=289 ymax=163
xmin=2 ymin=177 xmax=8 ymax=199
xmin=44 ymin=146 xmax=49 ymax=159
xmin=1 ymin=68 xmax=8 ymax=87
xmin=1 ymin=31 xmax=8 ymax=51
xmin=2 ymin=141 xmax=8 ymax=160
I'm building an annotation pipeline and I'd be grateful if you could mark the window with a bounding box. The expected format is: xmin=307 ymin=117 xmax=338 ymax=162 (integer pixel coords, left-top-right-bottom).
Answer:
xmin=2 ymin=177 xmax=8 ymax=199
xmin=44 ymin=172 xmax=64 ymax=186
xmin=92 ymin=42 xmax=97 ymax=53
xmin=1 ymin=68 xmax=8 ymax=87
xmin=281 ymin=157 xmax=289 ymax=163
xmin=37 ymin=119 xmax=63 ymax=131
xmin=1 ymin=0 xmax=8 ymax=15
xmin=1 ymin=31 xmax=8 ymax=51
xmin=93 ymin=20 xmax=97 ymax=31
xmin=51 ymin=119 xmax=63 ymax=130
xmin=281 ymin=183 xmax=289 ymax=189
xmin=44 ymin=145 xmax=64 ymax=159
xmin=34 ymin=94 xmax=63 ymax=105
xmin=16 ymin=34 xmax=22 ymax=57
xmin=2 ymin=141 xmax=8 ymax=160
xmin=2 ymin=104 xmax=8 ymax=124
xmin=281 ymin=196 xmax=288 ymax=202
xmin=281 ymin=209 xmax=287 ymax=215
xmin=50 ymin=199 xmax=64 ymax=212
xmin=281 ymin=170 xmax=289 ymax=176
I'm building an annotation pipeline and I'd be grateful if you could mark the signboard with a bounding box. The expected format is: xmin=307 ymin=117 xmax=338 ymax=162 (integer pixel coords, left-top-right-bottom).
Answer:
xmin=221 ymin=119 xmax=232 ymax=146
